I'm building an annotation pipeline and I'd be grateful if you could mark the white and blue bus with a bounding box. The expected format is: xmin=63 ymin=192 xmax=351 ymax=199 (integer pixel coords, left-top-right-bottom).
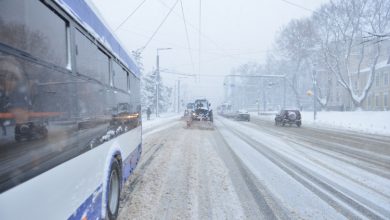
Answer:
xmin=0 ymin=0 xmax=142 ymax=219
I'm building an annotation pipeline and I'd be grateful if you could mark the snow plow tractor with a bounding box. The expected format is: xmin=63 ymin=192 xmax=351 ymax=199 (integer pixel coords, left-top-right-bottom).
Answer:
xmin=186 ymin=99 xmax=214 ymax=130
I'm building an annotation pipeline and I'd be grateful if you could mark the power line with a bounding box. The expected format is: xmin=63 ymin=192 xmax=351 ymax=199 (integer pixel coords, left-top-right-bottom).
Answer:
xmin=198 ymin=0 xmax=202 ymax=81
xmin=119 ymin=27 xmax=277 ymax=57
xmin=114 ymin=0 xmax=147 ymax=32
xmin=140 ymin=0 xmax=180 ymax=51
xmin=160 ymin=70 xmax=196 ymax=77
xmin=279 ymin=0 xmax=314 ymax=12
xmin=156 ymin=0 xmax=238 ymax=63
xmin=179 ymin=0 xmax=195 ymax=75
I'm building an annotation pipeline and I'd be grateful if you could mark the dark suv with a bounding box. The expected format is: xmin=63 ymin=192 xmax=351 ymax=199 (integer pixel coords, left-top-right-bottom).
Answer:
xmin=275 ymin=109 xmax=301 ymax=127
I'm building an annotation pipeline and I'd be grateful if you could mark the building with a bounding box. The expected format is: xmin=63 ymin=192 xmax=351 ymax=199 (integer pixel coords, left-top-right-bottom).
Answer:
xmin=319 ymin=41 xmax=390 ymax=111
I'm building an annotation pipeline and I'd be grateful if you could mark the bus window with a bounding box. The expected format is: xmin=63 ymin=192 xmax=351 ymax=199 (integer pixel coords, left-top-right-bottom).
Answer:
xmin=127 ymin=71 xmax=131 ymax=93
xmin=0 ymin=0 xmax=67 ymax=67
xmin=75 ymin=30 xmax=109 ymax=84
xmin=112 ymin=61 xmax=128 ymax=91
xmin=0 ymin=1 xmax=142 ymax=219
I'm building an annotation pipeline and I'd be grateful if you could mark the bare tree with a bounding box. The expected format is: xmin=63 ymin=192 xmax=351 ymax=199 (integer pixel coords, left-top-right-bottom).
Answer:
xmin=319 ymin=0 xmax=390 ymax=110
xmin=276 ymin=18 xmax=318 ymax=109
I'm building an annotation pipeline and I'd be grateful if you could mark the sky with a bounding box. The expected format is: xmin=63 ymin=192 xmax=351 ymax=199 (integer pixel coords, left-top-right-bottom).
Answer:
xmin=89 ymin=0 xmax=329 ymax=105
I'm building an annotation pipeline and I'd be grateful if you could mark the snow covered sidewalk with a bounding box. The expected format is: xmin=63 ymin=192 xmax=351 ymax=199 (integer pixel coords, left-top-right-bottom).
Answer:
xmin=251 ymin=111 xmax=390 ymax=136
xmin=142 ymin=113 xmax=182 ymax=137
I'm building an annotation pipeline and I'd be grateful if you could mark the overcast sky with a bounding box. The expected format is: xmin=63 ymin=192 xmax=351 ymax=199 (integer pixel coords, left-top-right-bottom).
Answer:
xmin=90 ymin=0 xmax=329 ymax=105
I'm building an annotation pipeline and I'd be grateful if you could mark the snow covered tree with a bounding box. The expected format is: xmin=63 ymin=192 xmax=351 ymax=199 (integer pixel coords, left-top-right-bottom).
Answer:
xmin=132 ymin=50 xmax=172 ymax=113
xmin=318 ymin=0 xmax=390 ymax=109
xmin=141 ymin=71 xmax=157 ymax=111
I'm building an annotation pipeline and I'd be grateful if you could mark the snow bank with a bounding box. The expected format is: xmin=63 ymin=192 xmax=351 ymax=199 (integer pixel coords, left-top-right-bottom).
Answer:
xmin=142 ymin=113 xmax=180 ymax=133
xmin=251 ymin=111 xmax=390 ymax=136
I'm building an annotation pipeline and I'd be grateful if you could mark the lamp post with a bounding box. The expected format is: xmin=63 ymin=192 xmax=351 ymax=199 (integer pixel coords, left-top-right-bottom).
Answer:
xmin=177 ymin=79 xmax=180 ymax=113
xmin=156 ymin=47 xmax=172 ymax=117
xmin=313 ymin=70 xmax=317 ymax=120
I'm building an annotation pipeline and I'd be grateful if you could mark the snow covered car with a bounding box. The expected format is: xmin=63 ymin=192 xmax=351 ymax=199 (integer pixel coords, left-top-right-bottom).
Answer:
xmin=235 ymin=110 xmax=250 ymax=121
xmin=192 ymin=99 xmax=213 ymax=122
xmin=275 ymin=109 xmax=301 ymax=127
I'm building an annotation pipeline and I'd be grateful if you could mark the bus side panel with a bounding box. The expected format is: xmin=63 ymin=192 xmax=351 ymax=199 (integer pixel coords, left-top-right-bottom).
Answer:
xmin=0 ymin=127 xmax=141 ymax=220
xmin=122 ymin=143 xmax=142 ymax=183
xmin=68 ymin=185 xmax=103 ymax=220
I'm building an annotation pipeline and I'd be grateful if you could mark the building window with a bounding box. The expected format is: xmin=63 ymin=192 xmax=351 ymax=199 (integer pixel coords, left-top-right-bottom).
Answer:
xmin=375 ymin=95 xmax=380 ymax=107
xmin=385 ymin=93 xmax=388 ymax=108
xmin=376 ymin=73 xmax=380 ymax=87
xmin=367 ymin=95 xmax=371 ymax=106
xmin=385 ymin=73 xmax=389 ymax=85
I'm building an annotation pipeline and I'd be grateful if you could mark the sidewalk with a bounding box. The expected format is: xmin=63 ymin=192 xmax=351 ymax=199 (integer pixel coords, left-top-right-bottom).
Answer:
xmin=142 ymin=112 xmax=181 ymax=131
xmin=250 ymin=111 xmax=390 ymax=136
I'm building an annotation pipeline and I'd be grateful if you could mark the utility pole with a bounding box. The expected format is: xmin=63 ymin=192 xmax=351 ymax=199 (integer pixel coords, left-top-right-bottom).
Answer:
xmin=177 ymin=80 xmax=180 ymax=113
xmin=263 ymin=79 xmax=266 ymax=111
xmin=313 ymin=70 xmax=317 ymax=120
xmin=156 ymin=54 xmax=160 ymax=117
xmin=283 ymin=77 xmax=286 ymax=109
xmin=155 ymin=48 xmax=172 ymax=117
xmin=173 ymin=83 xmax=177 ymax=113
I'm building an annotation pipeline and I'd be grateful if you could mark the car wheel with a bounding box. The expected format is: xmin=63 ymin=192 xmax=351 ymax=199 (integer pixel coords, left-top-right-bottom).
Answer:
xmin=107 ymin=159 xmax=121 ymax=220
xmin=15 ymin=135 xmax=21 ymax=142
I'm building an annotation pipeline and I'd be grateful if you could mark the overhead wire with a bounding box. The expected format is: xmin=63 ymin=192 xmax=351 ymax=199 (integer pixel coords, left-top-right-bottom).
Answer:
xmin=198 ymin=0 xmax=202 ymax=82
xmin=139 ymin=0 xmax=180 ymax=52
xmin=114 ymin=0 xmax=148 ymax=32
xmin=179 ymin=0 xmax=196 ymax=75
xmin=156 ymin=0 xmax=239 ymax=63
xmin=119 ymin=27 xmax=277 ymax=58
xmin=279 ymin=0 xmax=314 ymax=13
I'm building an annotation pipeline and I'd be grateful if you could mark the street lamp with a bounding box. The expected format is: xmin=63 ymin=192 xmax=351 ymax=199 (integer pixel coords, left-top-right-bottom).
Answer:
xmin=156 ymin=47 xmax=172 ymax=117
xmin=313 ymin=70 xmax=317 ymax=120
xmin=176 ymin=76 xmax=190 ymax=113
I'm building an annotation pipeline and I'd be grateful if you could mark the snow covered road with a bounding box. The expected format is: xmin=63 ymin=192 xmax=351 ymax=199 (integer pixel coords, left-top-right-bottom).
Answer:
xmin=118 ymin=116 xmax=390 ymax=219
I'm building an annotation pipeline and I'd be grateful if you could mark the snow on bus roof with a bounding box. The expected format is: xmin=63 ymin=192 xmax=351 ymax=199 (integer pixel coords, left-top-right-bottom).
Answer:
xmin=54 ymin=0 xmax=140 ymax=77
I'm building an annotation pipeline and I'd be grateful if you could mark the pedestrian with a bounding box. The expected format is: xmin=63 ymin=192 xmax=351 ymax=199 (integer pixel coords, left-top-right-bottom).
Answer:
xmin=146 ymin=107 xmax=151 ymax=120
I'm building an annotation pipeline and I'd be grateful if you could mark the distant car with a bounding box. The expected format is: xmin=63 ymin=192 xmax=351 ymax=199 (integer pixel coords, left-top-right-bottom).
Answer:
xmin=235 ymin=110 xmax=250 ymax=121
xmin=184 ymin=102 xmax=195 ymax=116
xmin=275 ymin=109 xmax=301 ymax=127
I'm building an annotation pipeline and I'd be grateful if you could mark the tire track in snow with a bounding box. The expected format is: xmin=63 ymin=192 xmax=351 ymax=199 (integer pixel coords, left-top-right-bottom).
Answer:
xmin=221 ymin=119 xmax=388 ymax=220
xmin=247 ymin=118 xmax=390 ymax=178
xmin=251 ymin=116 xmax=390 ymax=145
xmin=213 ymin=127 xmax=287 ymax=220
xmin=119 ymin=120 xmax=246 ymax=219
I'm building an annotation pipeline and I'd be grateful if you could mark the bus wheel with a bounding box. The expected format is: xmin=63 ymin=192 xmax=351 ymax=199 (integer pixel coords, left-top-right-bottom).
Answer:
xmin=107 ymin=159 xmax=121 ymax=220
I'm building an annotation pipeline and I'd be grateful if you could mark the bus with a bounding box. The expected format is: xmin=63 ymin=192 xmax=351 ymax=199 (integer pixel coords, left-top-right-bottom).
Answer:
xmin=0 ymin=0 xmax=142 ymax=219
